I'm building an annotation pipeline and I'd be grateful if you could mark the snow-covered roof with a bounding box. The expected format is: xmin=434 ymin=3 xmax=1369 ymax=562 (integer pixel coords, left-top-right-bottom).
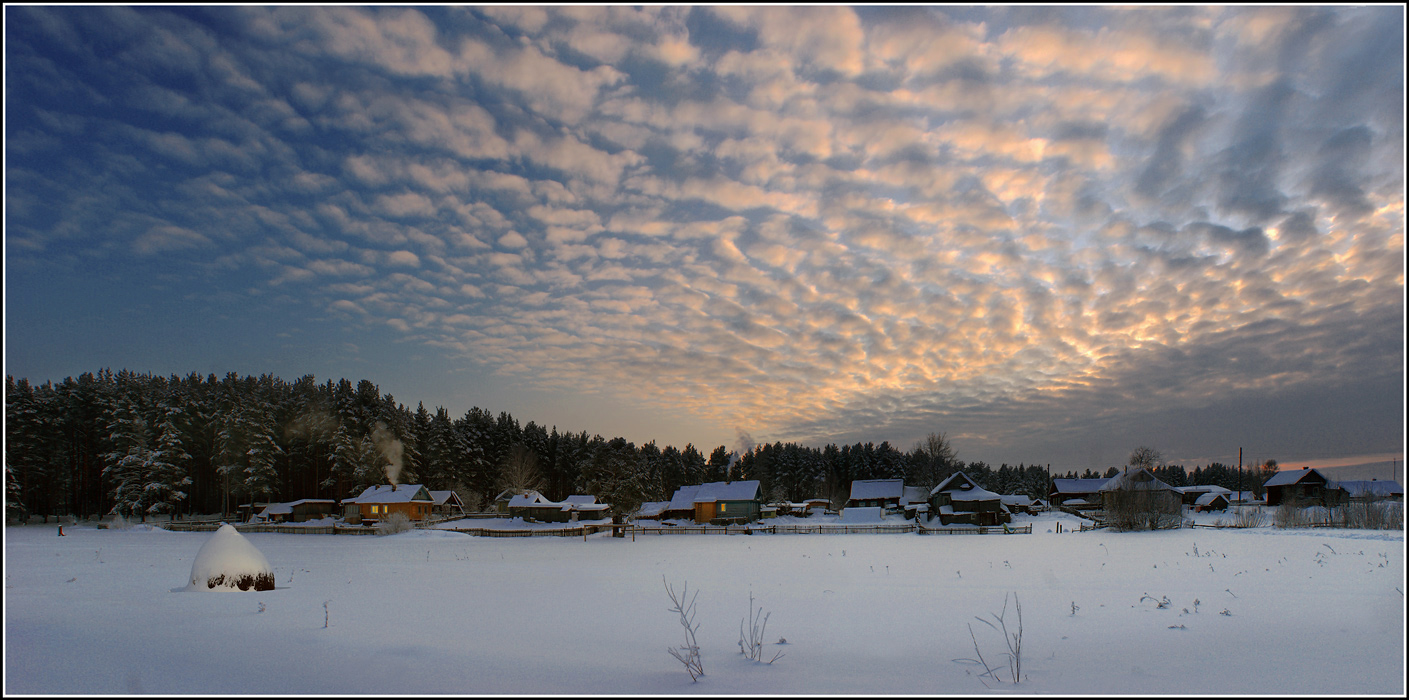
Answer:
xmin=1000 ymin=495 xmax=1039 ymax=506
xmin=1098 ymin=468 xmax=1175 ymax=492
xmin=902 ymin=486 xmax=929 ymax=506
xmin=347 ymin=484 xmax=433 ymax=504
xmin=506 ymin=491 xmax=551 ymax=508
xmin=636 ymin=501 xmax=670 ymax=518
xmin=1229 ymin=490 xmax=1259 ymax=501
xmin=1195 ymin=492 xmax=1229 ymax=506
xmin=850 ymin=479 xmax=905 ymax=501
xmin=1178 ymin=485 xmax=1232 ymax=495
xmin=562 ymin=495 xmax=598 ymax=505
xmin=666 ymin=485 xmax=701 ymax=511
xmin=1051 ymin=478 xmax=1111 ymax=493
xmin=1264 ymin=468 xmax=1329 ymax=488
xmin=261 ymin=503 xmax=294 ymax=516
xmin=1335 ymin=480 xmax=1404 ymax=498
xmin=429 ymin=490 xmax=463 ymax=506
xmin=693 ymin=480 xmax=761 ymax=503
xmin=838 ymin=506 xmax=884 ymax=522
xmin=931 ymin=473 xmax=1001 ymax=501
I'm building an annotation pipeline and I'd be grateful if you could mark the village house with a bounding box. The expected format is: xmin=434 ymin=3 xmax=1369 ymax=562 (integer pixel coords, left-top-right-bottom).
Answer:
xmin=1048 ymin=477 xmax=1110 ymax=509
xmin=251 ymin=498 xmax=337 ymax=523
xmin=661 ymin=485 xmax=702 ymax=521
xmin=1335 ymin=479 xmax=1404 ymax=503
xmin=691 ymin=480 xmax=763 ymax=524
xmin=1098 ymin=468 xmax=1183 ymax=514
xmin=929 ymin=472 xmax=1011 ymax=526
xmin=847 ymin=479 xmax=906 ymax=512
xmin=343 ymin=484 xmax=435 ymax=524
xmin=1263 ymin=468 xmax=1342 ymax=507
xmin=1000 ymin=494 xmax=1044 ymax=515
xmin=902 ymin=485 xmax=930 ymax=520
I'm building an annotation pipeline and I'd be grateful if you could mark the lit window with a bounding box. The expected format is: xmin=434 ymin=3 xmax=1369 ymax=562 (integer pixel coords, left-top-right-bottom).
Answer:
xmin=371 ymin=505 xmax=379 ymax=514
xmin=720 ymin=503 xmax=727 ymax=512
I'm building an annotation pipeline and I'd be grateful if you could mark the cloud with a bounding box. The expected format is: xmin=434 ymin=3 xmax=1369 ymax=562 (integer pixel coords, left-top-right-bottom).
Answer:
xmin=5 ymin=6 xmax=1402 ymax=466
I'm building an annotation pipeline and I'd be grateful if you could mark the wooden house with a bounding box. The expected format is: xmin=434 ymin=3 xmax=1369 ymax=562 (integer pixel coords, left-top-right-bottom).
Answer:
xmin=429 ymin=490 xmax=467 ymax=518
xmin=1193 ymin=492 xmax=1230 ymax=512
xmin=343 ymin=484 xmax=435 ymax=524
xmin=929 ymin=472 xmax=1011 ymax=526
xmin=847 ymin=479 xmax=906 ymax=512
xmin=691 ymin=480 xmax=763 ymax=524
xmin=1048 ymin=478 xmax=1111 ymax=508
xmin=1264 ymin=468 xmax=1343 ymax=507
xmin=1335 ymin=479 xmax=1403 ymax=503
xmin=1000 ymin=494 xmax=1043 ymax=515
xmin=635 ymin=501 xmax=670 ymax=520
xmin=1098 ymin=468 xmax=1182 ymax=514
xmin=254 ymin=498 xmax=337 ymax=523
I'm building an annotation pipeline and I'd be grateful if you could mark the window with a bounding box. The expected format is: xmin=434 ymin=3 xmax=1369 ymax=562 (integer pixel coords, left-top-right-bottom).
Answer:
xmin=719 ymin=503 xmax=727 ymax=512
xmin=371 ymin=505 xmax=380 ymax=515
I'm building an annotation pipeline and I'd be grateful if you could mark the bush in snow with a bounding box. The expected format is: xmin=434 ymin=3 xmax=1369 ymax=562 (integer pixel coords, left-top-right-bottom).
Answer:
xmin=376 ymin=511 xmax=412 ymax=535
xmin=738 ymin=587 xmax=783 ymax=664
xmin=956 ymin=592 xmax=1024 ymax=686
xmin=186 ymin=523 xmax=275 ymax=592
xmin=107 ymin=514 xmax=132 ymax=530
xmin=664 ymin=577 xmax=704 ymax=682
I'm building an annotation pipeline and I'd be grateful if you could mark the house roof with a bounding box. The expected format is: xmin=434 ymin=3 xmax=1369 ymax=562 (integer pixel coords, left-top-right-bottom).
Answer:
xmin=1178 ymin=485 xmax=1232 ymax=495
xmin=1051 ymin=478 xmax=1111 ymax=493
xmin=666 ymin=485 xmax=701 ymax=511
xmin=932 ymin=472 xmax=1003 ymax=501
xmin=902 ymin=486 xmax=929 ymax=506
xmin=562 ymin=495 xmax=598 ymax=505
xmin=850 ymin=479 xmax=905 ymax=501
xmin=1000 ymin=495 xmax=1039 ymax=506
xmin=694 ymin=480 xmax=761 ymax=503
xmin=506 ymin=491 xmax=550 ymax=508
xmin=1263 ymin=468 xmax=1330 ymax=487
xmin=347 ymin=484 xmax=433 ymax=504
xmin=429 ymin=490 xmax=463 ymax=506
xmin=1335 ymin=480 xmax=1404 ymax=498
xmin=1195 ymin=492 xmax=1229 ymax=506
xmin=931 ymin=472 xmax=980 ymax=496
xmin=636 ymin=501 xmax=670 ymax=518
xmin=1229 ymin=490 xmax=1260 ymax=501
xmin=1098 ymin=468 xmax=1175 ymax=492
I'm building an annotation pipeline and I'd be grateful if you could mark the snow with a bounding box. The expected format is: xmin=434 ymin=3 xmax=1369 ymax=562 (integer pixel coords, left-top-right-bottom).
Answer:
xmin=345 ymin=484 xmax=432 ymax=504
xmin=4 ymin=510 xmax=1403 ymax=694
xmin=183 ymin=523 xmax=275 ymax=592
xmin=692 ymin=480 xmax=762 ymax=502
xmin=837 ymin=506 xmax=884 ymax=522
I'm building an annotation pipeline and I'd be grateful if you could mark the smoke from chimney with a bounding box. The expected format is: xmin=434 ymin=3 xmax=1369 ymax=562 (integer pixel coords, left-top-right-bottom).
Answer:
xmin=371 ymin=421 xmax=404 ymax=487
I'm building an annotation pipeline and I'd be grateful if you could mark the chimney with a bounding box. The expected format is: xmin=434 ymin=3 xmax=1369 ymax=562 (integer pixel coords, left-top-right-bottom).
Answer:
xmin=391 ymin=483 xmax=397 ymax=492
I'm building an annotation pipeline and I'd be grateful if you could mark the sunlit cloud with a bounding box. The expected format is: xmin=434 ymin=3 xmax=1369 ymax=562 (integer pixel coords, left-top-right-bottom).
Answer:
xmin=5 ymin=5 xmax=1402 ymax=467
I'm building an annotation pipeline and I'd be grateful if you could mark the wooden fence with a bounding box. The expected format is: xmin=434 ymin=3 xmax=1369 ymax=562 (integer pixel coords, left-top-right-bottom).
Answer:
xmin=160 ymin=521 xmax=378 ymax=535
xmin=630 ymin=523 xmax=1031 ymax=536
xmin=439 ymin=523 xmax=612 ymax=538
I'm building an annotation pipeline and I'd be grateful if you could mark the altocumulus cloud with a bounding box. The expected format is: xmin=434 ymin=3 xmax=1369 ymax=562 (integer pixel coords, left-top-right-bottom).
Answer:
xmin=5 ymin=6 xmax=1402 ymax=465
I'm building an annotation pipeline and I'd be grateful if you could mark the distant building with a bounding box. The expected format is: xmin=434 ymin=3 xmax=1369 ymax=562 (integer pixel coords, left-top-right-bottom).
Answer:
xmin=1049 ymin=478 xmax=1110 ymax=508
xmin=1335 ymin=479 xmax=1403 ymax=503
xmin=929 ymin=472 xmax=1010 ymax=526
xmin=847 ymin=479 xmax=906 ymax=512
xmin=1264 ymin=468 xmax=1341 ymax=507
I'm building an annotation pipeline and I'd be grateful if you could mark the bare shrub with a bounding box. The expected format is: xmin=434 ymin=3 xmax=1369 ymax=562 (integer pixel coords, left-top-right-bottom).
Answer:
xmin=664 ymin=577 xmax=704 ymax=682
xmin=1274 ymin=496 xmax=1310 ymax=529
xmin=375 ymin=511 xmax=412 ymax=535
xmin=738 ymin=587 xmax=783 ymax=664
xmin=1103 ymin=487 xmax=1181 ymax=531
xmin=955 ymin=592 xmax=1024 ymax=685
xmin=1344 ymin=501 xmax=1404 ymax=530
xmin=1232 ymin=506 xmax=1266 ymax=528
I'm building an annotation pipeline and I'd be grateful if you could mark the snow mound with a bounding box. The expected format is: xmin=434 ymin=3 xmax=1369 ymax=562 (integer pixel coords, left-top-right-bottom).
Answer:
xmin=185 ymin=524 xmax=275 ymax=592
xmin=838 ymin=506 xmax=884 ymax=523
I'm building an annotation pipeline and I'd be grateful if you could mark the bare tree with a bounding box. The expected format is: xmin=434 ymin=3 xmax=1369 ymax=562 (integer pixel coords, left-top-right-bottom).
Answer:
xmin=909 ymin=431 xmax=959 ymax=490
xmin=495 ymin=443 xmax=544 ymax=495
xmin=1127 ymin=446 xmax=1163 ymax=472
xmin=664 ymin=577 xmax=704 ymax=681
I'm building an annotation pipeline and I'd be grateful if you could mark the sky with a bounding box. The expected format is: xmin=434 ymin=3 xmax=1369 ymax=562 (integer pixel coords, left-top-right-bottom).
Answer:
xmin=4 ymin=5 xmax=1405 ymax=473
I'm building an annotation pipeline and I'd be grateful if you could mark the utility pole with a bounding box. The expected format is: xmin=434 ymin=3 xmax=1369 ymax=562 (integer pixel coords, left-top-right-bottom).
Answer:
xmin=1238 ymin=447 xmax=1242 ymax=497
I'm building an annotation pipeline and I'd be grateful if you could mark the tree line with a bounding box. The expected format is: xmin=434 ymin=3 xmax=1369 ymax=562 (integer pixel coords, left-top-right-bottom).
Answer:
xmin=4 ymin=368 xmax=1275 ymax=521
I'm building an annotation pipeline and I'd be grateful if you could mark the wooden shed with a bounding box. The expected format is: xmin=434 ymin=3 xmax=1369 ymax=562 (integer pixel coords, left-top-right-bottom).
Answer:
xmin=1193 ymin=492 xmax=1230 ymax=512
xmin=429 ymin=490 xmax=467 ymax=518
xmin=1048 ymin=478 xmax=1111 ymax=508
xmin=255 ymin=499 xmax=337 ymax=523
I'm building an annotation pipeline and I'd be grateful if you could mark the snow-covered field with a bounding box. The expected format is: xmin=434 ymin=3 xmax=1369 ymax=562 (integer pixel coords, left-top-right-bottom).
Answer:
xmin=5 ymin=512 xmax=1404 ymax=695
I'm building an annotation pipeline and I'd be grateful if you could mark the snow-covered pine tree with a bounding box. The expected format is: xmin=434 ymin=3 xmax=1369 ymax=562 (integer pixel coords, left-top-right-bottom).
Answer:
xmin=143 ymin=404 xmax=193 ymax=519
xmin=103 ymin=396 xmax=152 ymax=521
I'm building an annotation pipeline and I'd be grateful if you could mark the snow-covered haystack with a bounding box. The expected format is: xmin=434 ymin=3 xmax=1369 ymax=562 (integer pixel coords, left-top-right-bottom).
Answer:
xmin=185 ymin=524 xmax=275 ymax=592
